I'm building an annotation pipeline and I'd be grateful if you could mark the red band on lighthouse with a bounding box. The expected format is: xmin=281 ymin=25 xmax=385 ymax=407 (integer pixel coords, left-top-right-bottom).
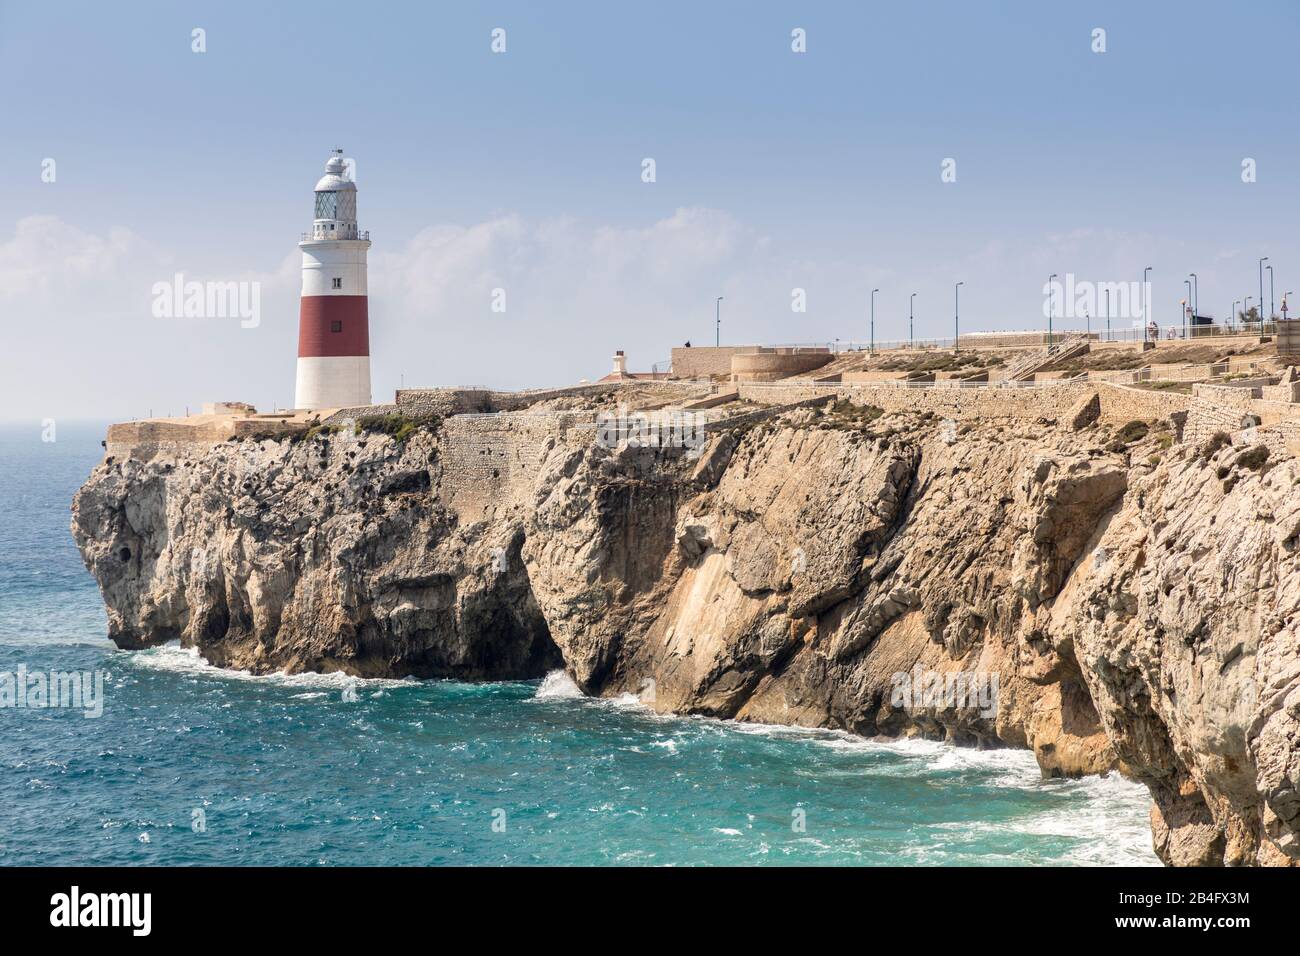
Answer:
xmin=298 ymin=296 xmax=370 ymax=357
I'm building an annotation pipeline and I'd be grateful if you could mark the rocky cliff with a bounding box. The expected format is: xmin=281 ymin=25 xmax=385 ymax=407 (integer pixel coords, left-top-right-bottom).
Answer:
xmin=72 ymin=400 xmax=1299 ymax=866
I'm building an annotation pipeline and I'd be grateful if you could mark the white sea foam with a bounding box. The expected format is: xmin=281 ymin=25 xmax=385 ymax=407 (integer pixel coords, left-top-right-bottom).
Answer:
xmin=123 ymin=642 xmax=415 ymax=690
xmin=533 ymin=669 xmax=584 ymax=699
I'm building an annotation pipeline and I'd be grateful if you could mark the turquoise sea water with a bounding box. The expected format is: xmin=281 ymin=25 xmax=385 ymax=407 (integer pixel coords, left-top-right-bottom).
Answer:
xmin=0 ymin=424 xmax=1157 ymax=866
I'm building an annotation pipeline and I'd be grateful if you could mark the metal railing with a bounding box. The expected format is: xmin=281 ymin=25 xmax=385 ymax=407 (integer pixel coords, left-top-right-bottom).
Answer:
xmin=725 ymin=322 xmax=1279 ymax=355
xmin=300 ymin=229 xmax=370 ymax=242
xmin=1079 ymin=321 xmax=1276 ymax=343
xmin=734 ymin=377 xmax=1085 ymax=391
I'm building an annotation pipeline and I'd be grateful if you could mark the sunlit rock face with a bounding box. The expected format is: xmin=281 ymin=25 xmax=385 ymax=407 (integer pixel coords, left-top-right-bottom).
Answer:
xmin=74 ymin=402 xmax=1300 ymax=866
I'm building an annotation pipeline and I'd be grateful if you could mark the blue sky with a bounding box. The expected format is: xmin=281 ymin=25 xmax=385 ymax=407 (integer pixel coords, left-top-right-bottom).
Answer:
xmin=2 ymin=0 xmax=1297 ymax=419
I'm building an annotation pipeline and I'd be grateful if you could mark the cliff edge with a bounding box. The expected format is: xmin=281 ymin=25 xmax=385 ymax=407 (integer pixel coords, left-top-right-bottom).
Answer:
xmin=72 ymin=399 xmax=1300 ymax=865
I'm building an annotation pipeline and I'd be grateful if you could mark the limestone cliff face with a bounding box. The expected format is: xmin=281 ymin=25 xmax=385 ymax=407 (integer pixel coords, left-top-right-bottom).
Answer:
xmin=72 ymin=404 xmax=1299 ymax=866
xmin=73 ymin=430 xmax=558 ymax=678
xmin=1055 ymin=439 xmax=1300 ymax=866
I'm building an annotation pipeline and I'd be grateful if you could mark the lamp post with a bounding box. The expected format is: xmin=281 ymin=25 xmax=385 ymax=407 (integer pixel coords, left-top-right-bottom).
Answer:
xmin=871 ymin=288 xmax=879 ymax=354
xmin=1233 ymin=299 xmax=1240 ymax=330
xmin=1189 ymin=272 xmax=1198 ymax=335
xmin=1105 ymin=288 xmax=1110 ymax=340
xmin=1142 ymin=267 xmax=1153 ymax=341
xmin=1048 ymin=274 xmax=1057 ymax=345
xmin=909 ymin=292 xmax=916 ymax=347
xmin=715 ymin=296 xmax=723 ymax=347
xmin=1259 ymin=257 xmax=1269 ymax=331
xmin=1266 ymin=264 xmax=1274 ymax=324
xmin=1184 ymin=279 xmax=1192 ymax=339
xmin=954 ymin=281 xmax=964 ymax=353
xmin=1246 ymin=296 xmax=1254 ymax=328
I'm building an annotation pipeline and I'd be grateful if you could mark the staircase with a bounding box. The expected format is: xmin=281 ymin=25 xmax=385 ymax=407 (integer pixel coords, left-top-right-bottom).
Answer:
xmin=1003 ymin=334 xmax=1092 ymax=382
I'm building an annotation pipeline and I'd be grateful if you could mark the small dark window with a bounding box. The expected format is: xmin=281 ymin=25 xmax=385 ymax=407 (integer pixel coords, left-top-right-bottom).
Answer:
xmin=332 ymin=277 xmax=342 ymax=289
xmin=330 ymin=321 xmax=343 ymax=333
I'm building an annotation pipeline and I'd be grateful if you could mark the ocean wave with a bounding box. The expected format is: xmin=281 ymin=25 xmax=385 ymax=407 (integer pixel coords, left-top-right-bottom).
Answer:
xmin=122 ymin=642 xmax=417 ymax=691
xmin=533 ymin=669 xmax=584 ymax=699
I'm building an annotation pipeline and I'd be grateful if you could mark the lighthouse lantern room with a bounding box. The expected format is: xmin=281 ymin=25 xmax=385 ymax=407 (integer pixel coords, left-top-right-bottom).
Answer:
xmin=294 ymin=149 xmax=372 ymax=410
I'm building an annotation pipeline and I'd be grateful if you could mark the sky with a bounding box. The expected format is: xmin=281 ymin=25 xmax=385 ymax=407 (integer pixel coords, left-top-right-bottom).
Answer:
xmin=1 ymin=0 xmax=1297 ymax=421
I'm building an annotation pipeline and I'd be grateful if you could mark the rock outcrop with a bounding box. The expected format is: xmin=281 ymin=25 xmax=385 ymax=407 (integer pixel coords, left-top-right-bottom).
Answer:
xmin=72 ymin=400 xmax=1299 ymax=866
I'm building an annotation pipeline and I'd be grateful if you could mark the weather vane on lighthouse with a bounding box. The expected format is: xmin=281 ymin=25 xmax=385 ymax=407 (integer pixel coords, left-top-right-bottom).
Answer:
xmin=294 ymin=149 xmax=372 ymax=410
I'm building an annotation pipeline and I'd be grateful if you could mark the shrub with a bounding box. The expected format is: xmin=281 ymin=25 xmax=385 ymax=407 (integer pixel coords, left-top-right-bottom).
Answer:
xmin=356 ymin=412 xmax=440 ymax=442
xmin=1199 ymin=431 xmax=1231 ymax=461
xmin=1237 ymin=445 xmax=1269 ymax=472
xmin=1115 ymin=420 xmax=1149 ymax=444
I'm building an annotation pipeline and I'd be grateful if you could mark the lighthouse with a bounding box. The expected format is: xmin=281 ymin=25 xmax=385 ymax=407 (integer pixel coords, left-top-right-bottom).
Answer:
xmin=294 ymin=149 xmax=372 ymax=410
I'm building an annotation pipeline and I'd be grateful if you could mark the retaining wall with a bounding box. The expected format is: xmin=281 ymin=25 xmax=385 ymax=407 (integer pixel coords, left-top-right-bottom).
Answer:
xmin=105 ymin=416 xmax=306 ymax=462
xmin=730 ymin=348 xmax=833 ymax=382
xmin=438 ymin=412 xmax=594 ymax=521
xmin=670 ymin=346 xmax=755 ymax=379
xmin=735 ymin=381 xmax=1095 ymax=421
xmin=1093 ymin=383 xmax=1194 ymax=425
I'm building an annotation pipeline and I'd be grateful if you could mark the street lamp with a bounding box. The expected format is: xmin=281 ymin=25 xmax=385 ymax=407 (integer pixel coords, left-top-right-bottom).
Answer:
xmin=1048 ymin=274 xmax=1057 ymax=345
xmin=909 ymin=292 xmax=916 ymax=347
xmin=871 ymin=288 xmax=879 ymax=354
xmin=1246 ymin=296 xmax=1254 ymax=328
xmin=1259 ymin=257 xmax=1269 ymax=330
xmin=1184 ymin=279 xmax=1192 ymax=339
xmin=1142 ymin=267 xmax=1153 ymax=341
xmin=1233 ymin=299 xmax=1240 ymax=330
xmin=954 ymin=281 xmax=964 ymax=353
xmin=1189 ymin=272 xmax=1198 ymax=335
xmin=1266 ymin=264 xmax=1274 ymax=324
xmin=714 ymin=296 xmax=723 ymax=347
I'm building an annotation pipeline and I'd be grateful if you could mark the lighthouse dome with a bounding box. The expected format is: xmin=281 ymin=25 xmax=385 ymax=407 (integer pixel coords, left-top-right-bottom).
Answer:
xmin=314 ymin=152 xmax=356 ymax=192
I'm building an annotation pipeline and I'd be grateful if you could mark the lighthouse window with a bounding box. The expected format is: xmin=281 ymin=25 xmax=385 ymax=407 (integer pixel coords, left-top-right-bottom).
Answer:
xmin=332 ymin=277 xmax=342 ymax=289
xmin=314 ymin=191 xmax=338 ymax=220
xmin=330 ymin=321 xmax=343 ymax=333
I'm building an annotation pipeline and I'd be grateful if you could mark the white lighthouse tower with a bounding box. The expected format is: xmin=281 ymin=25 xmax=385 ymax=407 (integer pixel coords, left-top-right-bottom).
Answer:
xmin=294 ymin=149 xmax=372 ymax=410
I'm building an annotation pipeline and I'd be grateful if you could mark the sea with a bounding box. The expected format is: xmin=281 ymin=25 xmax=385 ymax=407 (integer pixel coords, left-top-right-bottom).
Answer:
xmin=0 ymin=423 xmax=1158 ymax=866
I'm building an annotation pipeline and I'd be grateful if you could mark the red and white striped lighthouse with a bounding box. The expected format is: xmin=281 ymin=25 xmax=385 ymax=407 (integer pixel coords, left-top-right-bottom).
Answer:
xmin=294 ymin=149 xmax=372 ymax=410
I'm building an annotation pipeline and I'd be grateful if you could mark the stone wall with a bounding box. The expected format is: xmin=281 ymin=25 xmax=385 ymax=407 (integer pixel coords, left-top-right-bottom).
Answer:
xmin=842 ymin=370 xmax=921 ymax=383
xmin=1093 ymin=382 xmax=1194 ymax=426
xmin=490 ymin=383 xmax=623 ymax=409
xmin=1277 ymin=320 xmax=1300 ymax=361
xmin=730 ymin=379 xmax=1207 ymax=432
xmin=1185 ymin=400 xmax=1249 ymax=446
xmin=1261 ymin=379 xmax=1300 ymax=403
xmin=670 ymin=346 xmax=754 ymax=379
xmin=730 ymin=348 xmax=833 ymax=382
xmin=397 ymin=381 xmax=710 ymax=416
xmin=736 ymin=381 xmax=1096 ymax=421
xmin=105 ymin=416 xmax=306 ymax=462
xmin=438 ymin=412 xmax=595 ymax=521
xmin=395 ymin=388 xmax=495 ymax=417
